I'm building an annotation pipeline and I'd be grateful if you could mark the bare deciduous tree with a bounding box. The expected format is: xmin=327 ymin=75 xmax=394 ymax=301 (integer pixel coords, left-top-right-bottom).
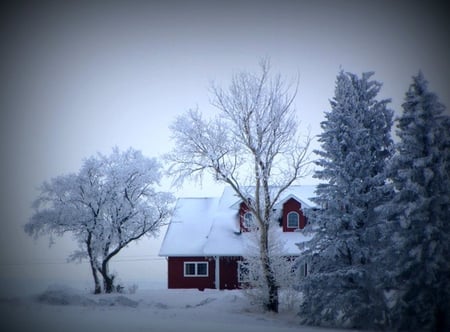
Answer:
xmin=26 ymin=147 xmax=174 ymax=293
xmin=167 ymin=60 xmax=311 ymax=312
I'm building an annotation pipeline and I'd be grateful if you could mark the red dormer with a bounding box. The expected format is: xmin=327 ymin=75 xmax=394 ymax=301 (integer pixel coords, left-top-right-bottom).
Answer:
xmin=282 ymin=197 xmax=307 ymax=232
xmin=239 ymin=197 xmax=307 ymax=233
xmin=238 ymin=202 xmax=254 ymax=232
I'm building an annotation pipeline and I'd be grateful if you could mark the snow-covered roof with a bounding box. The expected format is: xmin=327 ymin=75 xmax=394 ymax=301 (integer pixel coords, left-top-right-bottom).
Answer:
xmin=159 ymin=185 xmax=316 ymax=257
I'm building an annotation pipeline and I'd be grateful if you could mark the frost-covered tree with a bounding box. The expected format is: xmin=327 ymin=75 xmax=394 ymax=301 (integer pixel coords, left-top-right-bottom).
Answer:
xmin=240 ymin=225 xmax=301 ymax=312
xmin=382 ymin=72 xmax=450 ymax=331
xmin=167 ymin=60 xmax=311 ymax=312
xmin=298 ymin=71 xmax=394 ymax=328
xmin=26 ymin=147 xmax=174 ymax=294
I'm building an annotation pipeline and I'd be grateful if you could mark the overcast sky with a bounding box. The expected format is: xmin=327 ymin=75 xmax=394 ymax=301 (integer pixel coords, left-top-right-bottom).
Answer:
xmin=1 ymin=0 xmax=449 ymax=292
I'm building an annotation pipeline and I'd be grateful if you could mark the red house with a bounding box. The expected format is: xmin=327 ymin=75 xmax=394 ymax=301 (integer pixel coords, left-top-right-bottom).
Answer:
xmin=159 ymin=186 xmax=316 ymax=290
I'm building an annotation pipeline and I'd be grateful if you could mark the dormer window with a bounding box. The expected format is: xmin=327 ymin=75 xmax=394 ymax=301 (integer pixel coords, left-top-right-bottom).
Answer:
xmin=243 ymin=212 xmax=254 ymax=229
xmin=239 ymin=202 xmax=255 ymax=232
xmin=282 ymin=198 xmax=307 ymax=232
xmin=287 ymin=211 xmax=299 ymax=228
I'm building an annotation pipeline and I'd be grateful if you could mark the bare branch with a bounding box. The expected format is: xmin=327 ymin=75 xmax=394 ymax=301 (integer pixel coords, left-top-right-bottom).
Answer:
xmin=25 ymin=147 xmax=175 ymax=293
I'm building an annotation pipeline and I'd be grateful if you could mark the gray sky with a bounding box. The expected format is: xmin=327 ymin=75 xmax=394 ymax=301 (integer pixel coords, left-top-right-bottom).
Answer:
xmin=1 ymin=0 xmax=449 ymax=292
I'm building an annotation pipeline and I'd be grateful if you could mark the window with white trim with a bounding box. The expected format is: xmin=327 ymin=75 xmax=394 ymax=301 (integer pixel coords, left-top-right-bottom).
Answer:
xmin=243 ymin=212 xmax=254 ymax=229
xmin=291 ymin=261 xmax=308 ymax=278
xmin=184 ymin=262 xmax=208 ymax=277
xmin=299 ymin=262 xmax=308 ymax=277
xmin=237 ymin=261 xmax=250 ymax=283
xmin=287 ymin=211 xmax=299 ymax=228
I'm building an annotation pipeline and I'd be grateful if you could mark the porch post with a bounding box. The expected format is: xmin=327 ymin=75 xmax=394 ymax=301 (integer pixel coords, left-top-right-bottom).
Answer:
xmin=215 ymin=256 xmax=220 ymax=290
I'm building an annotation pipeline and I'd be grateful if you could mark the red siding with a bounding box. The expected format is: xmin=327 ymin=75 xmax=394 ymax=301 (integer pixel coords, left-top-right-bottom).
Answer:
xmin=282 ymin=198 xmax=307 ymax=232
xmin=167 ymin=257 xmax=215 ymax=290
xmin=167 ymin=256 xmax=243 ymax=290
xmin=220 ymin=257 xmax=241 ymax=289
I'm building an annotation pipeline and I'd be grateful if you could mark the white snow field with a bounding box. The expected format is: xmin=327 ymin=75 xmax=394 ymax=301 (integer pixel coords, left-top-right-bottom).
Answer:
xmin=0 ymin=285 xmax=357 ymax=332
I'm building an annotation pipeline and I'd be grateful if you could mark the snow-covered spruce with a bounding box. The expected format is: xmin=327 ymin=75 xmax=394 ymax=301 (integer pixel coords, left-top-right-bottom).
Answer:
xmin=379 ymin=72 xmax=450 ymax=331
xmin=297 ymin=71 xmax=394 ymax=329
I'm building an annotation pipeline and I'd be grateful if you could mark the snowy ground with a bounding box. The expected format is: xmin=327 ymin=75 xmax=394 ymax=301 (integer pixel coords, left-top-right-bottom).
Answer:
xmin=0 ymin=285 xmax=357 ymax=332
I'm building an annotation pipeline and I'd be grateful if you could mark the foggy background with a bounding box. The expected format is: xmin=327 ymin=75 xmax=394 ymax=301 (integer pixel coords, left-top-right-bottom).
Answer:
xmin=1 ymin=0 xmax=448 ymax=294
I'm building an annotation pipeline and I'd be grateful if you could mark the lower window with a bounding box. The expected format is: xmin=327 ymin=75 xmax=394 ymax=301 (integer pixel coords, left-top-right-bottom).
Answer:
xmin=237 ymin=261 xmax=250 ymax=283
xmin=184 ymin=262 xmax=209 ymax=277
xmin=298 ymin=262 xmax=308 ymax=277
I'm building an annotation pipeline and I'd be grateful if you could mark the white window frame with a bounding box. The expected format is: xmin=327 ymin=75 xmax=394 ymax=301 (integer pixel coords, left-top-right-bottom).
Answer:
xmin=287 ymin=211 xmax=299 ymax=228
xmin=183 ymin=262 xmax=209 ymax=277
xmin=299 ymin=262 xmax=308 ymax=277
xmin=237 ymin=261 xmax=250 ymax=283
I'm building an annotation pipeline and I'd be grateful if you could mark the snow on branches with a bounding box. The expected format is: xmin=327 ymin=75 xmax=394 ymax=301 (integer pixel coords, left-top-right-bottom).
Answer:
xmin=26 ymin=147 xmax=174 ymax=293
xmin=167 ymin=59 xmax=312 ymax=312
xmin=298 ymin=71 xmax=394 ymax=329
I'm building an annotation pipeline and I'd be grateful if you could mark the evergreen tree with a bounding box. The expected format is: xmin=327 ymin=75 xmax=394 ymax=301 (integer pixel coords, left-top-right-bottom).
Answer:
xmin=383 ymin=72 xmax=450 ymax=331
xmin=298 ymin=71 xmax=393 ymax=329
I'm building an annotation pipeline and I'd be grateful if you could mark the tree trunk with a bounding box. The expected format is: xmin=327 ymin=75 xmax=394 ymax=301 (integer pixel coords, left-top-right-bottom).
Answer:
xmin=266 ymin=274 xmax=279 ymax=313
xmin=86 ymin=233 xmax=102 ymax=294
xmin=100 ymin=259 xmax=115 ymax=293
xmin=90 ymin=260 xmax=102 ymax=294
xmin=103 ymin=274 xmax=115 ymax=293
xmin=260 ymin=224 xmax=279 ymax=313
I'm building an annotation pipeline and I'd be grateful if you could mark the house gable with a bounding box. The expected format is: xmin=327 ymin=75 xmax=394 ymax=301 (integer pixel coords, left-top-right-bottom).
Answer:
xmin=282 ymin=197 xmax=307 ymax=232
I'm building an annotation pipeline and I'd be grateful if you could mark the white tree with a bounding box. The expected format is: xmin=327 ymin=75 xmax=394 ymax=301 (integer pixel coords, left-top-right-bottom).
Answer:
xmin=25 ymin=147 xmax=174 ymax=293
xmin=240 ymin=226 xmax=301 ymax=312
xmin=298 ymin=71 xmax=394 ymax=328
xmin=167 ymin=60 xmax=311 ymax=312
xmin=381 ymin=72 xmax=450 ymax=331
